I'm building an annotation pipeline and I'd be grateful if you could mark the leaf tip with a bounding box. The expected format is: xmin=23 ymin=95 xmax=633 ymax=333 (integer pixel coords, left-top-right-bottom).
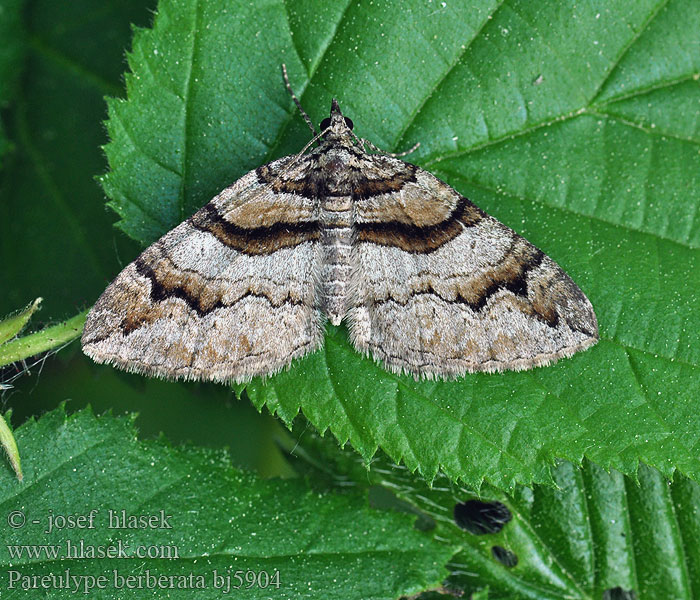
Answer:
xmin=0 ymin=413 xmax=22 ymax=482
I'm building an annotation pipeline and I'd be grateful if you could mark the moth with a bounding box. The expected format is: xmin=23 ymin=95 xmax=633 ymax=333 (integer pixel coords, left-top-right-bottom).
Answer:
xmin=82 ymin=68 xmax=598 ymax=382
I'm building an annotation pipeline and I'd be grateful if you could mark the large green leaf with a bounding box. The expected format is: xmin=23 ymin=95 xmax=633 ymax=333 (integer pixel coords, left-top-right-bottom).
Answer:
xmin=0 ymin=406 xmax=456 ymax=599
xmin=288 ymin=426 xmax=700 ymax=600
xmin=100 ymin=0 xmax=699 ymax=490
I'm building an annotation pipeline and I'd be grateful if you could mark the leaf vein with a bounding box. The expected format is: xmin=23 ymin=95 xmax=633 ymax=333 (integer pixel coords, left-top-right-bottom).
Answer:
xmin=588 ymin=0 xmax=672 ymax=104
xmin=324 ymin=334 xmax=530 ymax=472
xmin=393 ymin=0 xmax=507 ymax=151
xmin=261 ymin=0 xmax=357 ymax=164
xmin=433 ymin=166 xmax=698 ymax=249
xmin=178 ymin=0 xmax=201 ymax=222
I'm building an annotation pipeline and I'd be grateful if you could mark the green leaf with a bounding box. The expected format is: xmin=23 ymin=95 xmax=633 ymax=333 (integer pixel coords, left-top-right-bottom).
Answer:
xmin=0 ymin=0 xmax=284 ymax=485
xmin=100 ymin=0 xmax=700 ymax=490
xmin=288 ymin=427 xmax=700 ymax=600
xmin=0 ymin=406 xmax=456 ymax=599
xmin=0 ymin=412 xmax=22 ymax=481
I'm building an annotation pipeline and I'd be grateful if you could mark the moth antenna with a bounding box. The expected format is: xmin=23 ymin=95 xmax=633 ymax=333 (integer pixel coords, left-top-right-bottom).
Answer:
xmin=385 ymin=141 xmax=421 ymax=158
xmin=351 ymin=131 xmax=420 ymax=158
xmin=281 ymin=64 xmax=318 ymax=137
xmin=291 ymin=125 xmax=331 ymax=162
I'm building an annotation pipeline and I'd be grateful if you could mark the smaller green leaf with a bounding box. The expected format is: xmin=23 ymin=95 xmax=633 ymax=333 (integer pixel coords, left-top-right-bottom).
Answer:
xmin=0 ymin=308 xmax=86 ymax=368
xmin=0 ymin=412 xmax=21 ymax=481
xmin=0 ymin=407 xmax=457 ymax=600
xmin=0 ymin=297 xmax=42 ymax=345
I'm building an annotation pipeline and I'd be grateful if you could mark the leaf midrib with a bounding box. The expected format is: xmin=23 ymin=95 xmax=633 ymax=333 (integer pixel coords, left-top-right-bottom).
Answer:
xmin=262 ymin=0 xmax=356 ymax=165
xmin=178 ymin=0 xmax=201 ymax=223
xmin=396 ymin=0 xmax=675 ymax=168
xmin=391 ymin=0 xmax=507 ymax=151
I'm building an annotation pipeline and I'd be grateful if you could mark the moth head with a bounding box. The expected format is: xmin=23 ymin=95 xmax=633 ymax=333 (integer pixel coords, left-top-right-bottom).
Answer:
xmin=320 ymin=98 xmax=354 ymax=140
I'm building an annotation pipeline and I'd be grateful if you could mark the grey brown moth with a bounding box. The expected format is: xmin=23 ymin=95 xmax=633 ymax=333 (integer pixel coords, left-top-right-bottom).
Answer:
xmin=82 ymin=68 xmax=598 ymax=382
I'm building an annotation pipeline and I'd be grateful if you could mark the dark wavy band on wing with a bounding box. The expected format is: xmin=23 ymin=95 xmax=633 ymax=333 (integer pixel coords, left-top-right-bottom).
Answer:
xmin=136 ymin=257 xmax=304 ymax=313
xmin=190 ymin=204 xmax=321 ymax=255
xmin=356 ymin=196 xmax=484 ymax=253
xmin=370 ymin=247 xmax=562 ymax=328
xmin=114 ymin=257 xmax=306 ymax=335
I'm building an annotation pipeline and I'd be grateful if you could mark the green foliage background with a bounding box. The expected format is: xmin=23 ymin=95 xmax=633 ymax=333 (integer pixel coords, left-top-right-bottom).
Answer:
xmin=0 ymin=0 xmax=289 ymax=476
xmin=1 ymin=0 xmax=699 ymax=598
xmin=0 ymin=407 xmax=456 ymax=599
